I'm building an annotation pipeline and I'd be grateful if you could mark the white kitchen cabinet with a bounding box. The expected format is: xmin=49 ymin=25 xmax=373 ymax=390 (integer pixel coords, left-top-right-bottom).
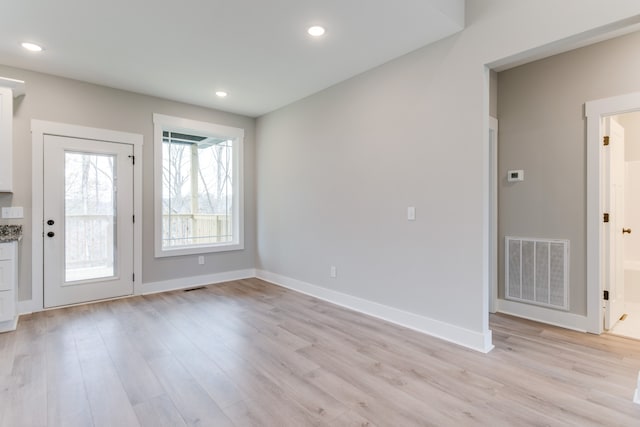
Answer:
xmin=0 ymin=77 xmax=25 ymax=193
xmin=0 ymin=87 xmax=12 ymax=192
xmin=0 ymin=241 xmax=17 ymax=331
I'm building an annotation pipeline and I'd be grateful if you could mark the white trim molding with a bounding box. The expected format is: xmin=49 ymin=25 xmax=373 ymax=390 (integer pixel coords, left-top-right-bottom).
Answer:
xmin=488 ymin=115 xmax=499 ymax=315
xmin=138 ymin=269 xmax=256 ymax=295
xmin=497 ymin=299 xmax=588 ymax=332
xmin=0 ymin=316 xmax=19 ymax=333
xmin=18 ymin=299 xmax=34 ymax=315
xmin=256 ymin=270 xmax=494 ymax=353
xmin=152 ymin=113 xmax=245 ymax=258
xmin=31 ymin=120 xmax=143 ymax=312
xmin=19 ymin=269 xmax=256 ymax=314
xmin=585 ymin=91 xmax=640 ymax=334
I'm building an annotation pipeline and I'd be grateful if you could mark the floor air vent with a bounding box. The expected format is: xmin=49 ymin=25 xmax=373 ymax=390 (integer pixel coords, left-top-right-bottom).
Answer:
xmin=505 ymin=237 xmax=569 ymax=311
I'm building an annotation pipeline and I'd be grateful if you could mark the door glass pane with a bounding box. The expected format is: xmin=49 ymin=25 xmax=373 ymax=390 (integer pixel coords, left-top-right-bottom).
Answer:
xmin=64 ymin=152 xmax=117 ymax=282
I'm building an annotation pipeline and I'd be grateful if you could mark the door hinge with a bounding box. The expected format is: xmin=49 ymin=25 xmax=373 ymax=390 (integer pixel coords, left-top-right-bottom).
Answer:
xmin=603 ymin=213 xmax=609 ymax=223
xmin=603 ymin=136 xmax=610 ymax=146
xmin=128 ymin=155 xmax=135 ymax=165
xmin=603 ymin=290 xmax=609 ymax=301
xmin=132 ymin=273 xmax=135 ymax=282
xmin=133 ymin=214 xmax=135 ymax=223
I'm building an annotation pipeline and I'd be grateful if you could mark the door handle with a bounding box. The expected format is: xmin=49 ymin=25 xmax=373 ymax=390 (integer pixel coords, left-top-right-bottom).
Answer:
xmin=623 ymin=228 xmax=632 ymax=235
xmin=47 ymin=231 xmax=55 ymax=238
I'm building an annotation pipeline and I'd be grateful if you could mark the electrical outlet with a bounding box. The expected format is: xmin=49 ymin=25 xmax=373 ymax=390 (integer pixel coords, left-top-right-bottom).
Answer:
xmin=330 ymin=266 xmax=337 ymax=278
xmin=1 ymin=207 xmax=23 ymax=219
xmin=198 ymin=256 xmax=205 ymax=265
xmin=407 ymin=206 xmax=416 ymax=221
xmin=507 ymin=170 xmax=524 ymax=182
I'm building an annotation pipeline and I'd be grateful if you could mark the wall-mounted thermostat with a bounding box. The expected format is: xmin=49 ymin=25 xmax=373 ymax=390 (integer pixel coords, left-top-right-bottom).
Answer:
xmin=507 ymin=170 xmax=524 ymax=182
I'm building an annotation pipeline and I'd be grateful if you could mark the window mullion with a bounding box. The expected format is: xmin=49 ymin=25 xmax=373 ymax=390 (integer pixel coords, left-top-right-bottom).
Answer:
xmin=190 ymin=143 xmax=199 ymax=247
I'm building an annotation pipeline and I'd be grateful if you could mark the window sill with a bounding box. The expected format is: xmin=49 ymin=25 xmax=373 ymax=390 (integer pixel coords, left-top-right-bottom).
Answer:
xmin=155 ymin=241 xmax=244 ymax=258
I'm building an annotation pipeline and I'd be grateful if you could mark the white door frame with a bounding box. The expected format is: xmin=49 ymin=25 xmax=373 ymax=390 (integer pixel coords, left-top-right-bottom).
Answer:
xmin=489 ymin=116 xmax=498 ymax=314
xmin=30 ymin=120 xmax=143 ymax=313
xmin=585 ymin=91 xmax=640 ymax=333
xmin=480 ymin=63 xmax=496 ymax=353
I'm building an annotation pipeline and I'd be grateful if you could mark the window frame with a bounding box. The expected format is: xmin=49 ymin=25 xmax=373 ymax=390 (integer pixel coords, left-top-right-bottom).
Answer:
xmin=153 ymin=113 xmax=244 ymax=257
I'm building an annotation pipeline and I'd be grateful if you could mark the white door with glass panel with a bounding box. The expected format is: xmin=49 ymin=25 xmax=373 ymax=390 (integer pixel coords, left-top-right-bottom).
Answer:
xmin=43 ymin=135 xmax=134 ymax=308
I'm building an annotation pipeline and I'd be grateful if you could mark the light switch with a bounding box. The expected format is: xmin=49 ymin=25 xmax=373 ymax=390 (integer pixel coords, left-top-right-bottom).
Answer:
xmin=330 ymin=266 xmax=337 ymax=278
xmin=408 ymin=207 xmax=416 ymax=221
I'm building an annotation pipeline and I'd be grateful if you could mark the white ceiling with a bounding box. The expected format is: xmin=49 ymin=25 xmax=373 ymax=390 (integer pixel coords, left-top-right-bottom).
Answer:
xmin=2 ymin=0 xmax=465 ymax=117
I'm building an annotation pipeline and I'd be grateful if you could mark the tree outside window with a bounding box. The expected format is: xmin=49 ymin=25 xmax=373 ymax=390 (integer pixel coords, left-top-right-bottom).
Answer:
xmin=154 ymin=114 xmax=244 ymax=257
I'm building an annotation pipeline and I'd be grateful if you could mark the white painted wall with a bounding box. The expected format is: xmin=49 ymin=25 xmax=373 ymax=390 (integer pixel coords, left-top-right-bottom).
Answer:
xmin=618 ymin=112 xmax=640 ymax=161
xmin=256 ymin=0 xmax=640 ymax=350
xmin=621 ymin=113 xmax=640 ymax=305
xmin=625 ymin=162 xmax=640 ymax=265
xmin=620 ymin=112 xmax=640 ymax=306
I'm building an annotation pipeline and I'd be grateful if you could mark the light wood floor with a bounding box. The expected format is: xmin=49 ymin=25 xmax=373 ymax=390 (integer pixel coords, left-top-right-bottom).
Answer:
xmin=1 ymin=278 xmax=640 ymax=426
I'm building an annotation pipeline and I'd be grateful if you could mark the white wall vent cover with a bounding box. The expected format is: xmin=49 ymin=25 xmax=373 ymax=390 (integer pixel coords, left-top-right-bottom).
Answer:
xmin=505 ymin=237 xmax=569 ymax=311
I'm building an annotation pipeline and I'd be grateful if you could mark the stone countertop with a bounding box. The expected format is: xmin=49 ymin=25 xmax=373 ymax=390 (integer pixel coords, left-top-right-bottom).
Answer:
xmin=0 ymin=225 xmax=22 ymax=242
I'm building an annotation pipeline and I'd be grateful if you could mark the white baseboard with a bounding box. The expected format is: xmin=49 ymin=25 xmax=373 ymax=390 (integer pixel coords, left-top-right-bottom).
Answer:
xmin=0 ymin=315 xmax=18 ymax=333
xmin=18 ymin=299 xmax=35 ymax=315
xmin=635 ymin=372 xmax=640 ymax=405
xmin=497 ymin=299 xmax=588 ymax=332
xmin=17 ymin=269 xmax=256 ymax=315
xmin=256 ymin=269 xmax=494 ymax=353
xmin=138 ymin=268 xmax=256 ymax=296
xmin=17 ymin=268 xmax=496 ymax=353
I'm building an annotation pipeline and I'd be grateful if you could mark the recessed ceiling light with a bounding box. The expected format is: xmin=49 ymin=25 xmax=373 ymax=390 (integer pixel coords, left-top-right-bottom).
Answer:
xmin=307 ymin=26 xmax=326 ymax=37
xmin=21 ymin=42 xmax=43 ymax=52
xmin=216 ymin=91 xmax=228 ymax=98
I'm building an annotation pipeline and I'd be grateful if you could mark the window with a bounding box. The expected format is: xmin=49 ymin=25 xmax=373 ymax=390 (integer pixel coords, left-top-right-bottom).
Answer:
xmin=153 ymin=114 xmax=244 ymax=257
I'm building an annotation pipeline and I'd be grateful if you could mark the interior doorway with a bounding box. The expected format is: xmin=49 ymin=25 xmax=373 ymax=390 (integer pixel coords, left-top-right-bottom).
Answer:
xmin=586 ymin=91 xmax=640 ymax=336
xmin=602 ymin=111 xmax=640 ymax=339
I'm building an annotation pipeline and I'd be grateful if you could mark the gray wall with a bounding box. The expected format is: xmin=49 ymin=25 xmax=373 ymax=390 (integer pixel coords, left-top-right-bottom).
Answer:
xmin=256 ymin=0 xmax=640 ymax=337
xmin=2 ymin=0 xmax=639 ymax=342
xmin=498 ymin=30 xmax=640 ymax=315
xmin=0 ymin=65 xmax=256 ymax=301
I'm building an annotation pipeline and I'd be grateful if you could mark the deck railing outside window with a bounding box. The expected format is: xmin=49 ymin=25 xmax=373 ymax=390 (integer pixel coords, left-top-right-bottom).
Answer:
xmin=162 ymin=213 xmax=232 ymax=247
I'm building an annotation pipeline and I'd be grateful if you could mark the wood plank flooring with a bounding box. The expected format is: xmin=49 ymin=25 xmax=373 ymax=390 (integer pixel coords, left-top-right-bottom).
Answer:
xmin=1 ymin=278 xmax=640 ymax=426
